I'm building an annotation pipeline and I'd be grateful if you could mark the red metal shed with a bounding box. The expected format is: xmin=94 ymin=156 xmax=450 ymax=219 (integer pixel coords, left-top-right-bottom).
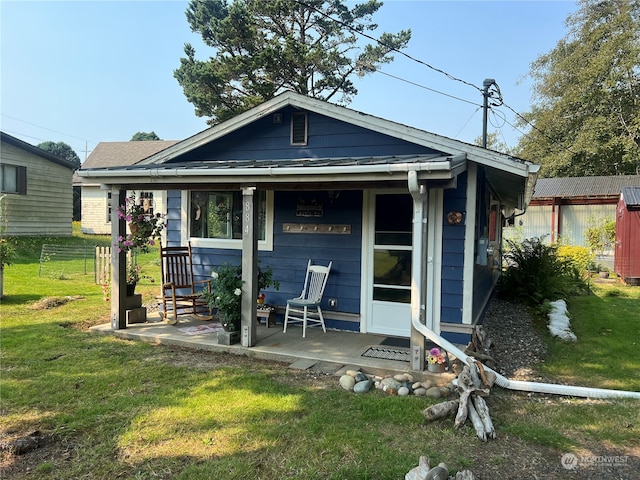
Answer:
xmin=614 ymin=187 xmax=640 ymax=285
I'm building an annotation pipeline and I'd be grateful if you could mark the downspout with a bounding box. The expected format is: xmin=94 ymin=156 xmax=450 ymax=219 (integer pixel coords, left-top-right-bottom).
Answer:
xmin=407 ymin=174 xmax=640 ymax=400
xmin=408 ymin=171 xmax=427 ymax=371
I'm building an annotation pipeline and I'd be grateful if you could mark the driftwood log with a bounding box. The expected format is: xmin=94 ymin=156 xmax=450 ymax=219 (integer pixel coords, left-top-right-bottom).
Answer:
xmin=423 ymin=360 xmax=496 ymax=442
xmin=463 ymin=326 xmax=495 ymax=367
xmin=405 ymin=456 xmax=475 ymax=480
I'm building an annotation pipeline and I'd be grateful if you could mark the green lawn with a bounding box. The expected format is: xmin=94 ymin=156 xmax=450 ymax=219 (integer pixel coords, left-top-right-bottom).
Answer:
xmin=1 ymin=230 xmax=639 ymax=479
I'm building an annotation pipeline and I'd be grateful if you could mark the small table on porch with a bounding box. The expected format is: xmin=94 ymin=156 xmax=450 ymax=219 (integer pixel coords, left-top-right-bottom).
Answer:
xmin=256 ymin=305 xmax=276 ymax=328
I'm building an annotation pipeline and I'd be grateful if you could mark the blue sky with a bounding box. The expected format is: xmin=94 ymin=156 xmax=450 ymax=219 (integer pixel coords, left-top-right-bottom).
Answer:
xmin=1 ymin=1 xmax=578 ymax=162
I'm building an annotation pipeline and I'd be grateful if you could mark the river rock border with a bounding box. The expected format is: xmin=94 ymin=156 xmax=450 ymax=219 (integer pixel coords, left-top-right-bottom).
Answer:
xmin=339 ymin=370 xmax=456 ymax=398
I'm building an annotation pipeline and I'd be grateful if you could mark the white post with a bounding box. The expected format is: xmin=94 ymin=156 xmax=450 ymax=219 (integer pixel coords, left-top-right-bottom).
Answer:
xmin=241 ymin=186 xmax=258 ymax=347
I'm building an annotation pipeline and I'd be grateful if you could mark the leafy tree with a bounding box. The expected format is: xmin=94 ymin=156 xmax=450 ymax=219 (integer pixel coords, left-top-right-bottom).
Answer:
xmin=130 ymin=131 xmax=161 ymax=141
xmin=585 ymin=216 xmax=616 ymax=254
xmin=37 ymin=141 xmax=81 ymax=169
xmin=174 ymin=0 xmax=411 ymax=125
xmin=517 ymin=0 xmax=640 ymax=177
xmin=474 ymin=131 xmax=513 ymax=154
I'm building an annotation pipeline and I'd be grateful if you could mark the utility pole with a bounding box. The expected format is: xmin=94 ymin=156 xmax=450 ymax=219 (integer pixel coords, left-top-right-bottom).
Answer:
xmin=482 ymin=78 xmax=496 ymax=149
xmin=82 ymin=141 xmax=90 ymax=162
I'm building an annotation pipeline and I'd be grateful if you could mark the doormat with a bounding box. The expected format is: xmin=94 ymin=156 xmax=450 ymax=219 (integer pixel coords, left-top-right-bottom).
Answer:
xmin=361 ymin=346 xmax=410 ymax=362
xmin=177 ymin=324 xmax=224 ymax=336
xmin=379 ymin=336 xmax=410 ymax=348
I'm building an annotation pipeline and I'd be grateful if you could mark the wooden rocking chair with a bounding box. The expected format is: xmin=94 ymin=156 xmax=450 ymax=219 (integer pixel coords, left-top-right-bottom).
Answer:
xmin=158 ymin=242 xmax=212 ymax=324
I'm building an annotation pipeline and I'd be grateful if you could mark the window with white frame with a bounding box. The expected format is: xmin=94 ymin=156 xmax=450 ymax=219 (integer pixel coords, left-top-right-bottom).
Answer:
xmin=0 ymin=164 xmax=27 ymax=194
xmin=188 ymin=190 xmax=273 ymax=249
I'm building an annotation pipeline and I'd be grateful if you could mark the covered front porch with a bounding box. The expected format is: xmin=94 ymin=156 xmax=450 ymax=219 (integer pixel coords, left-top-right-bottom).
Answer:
xmin=90 ymin=311 xmax=456 ymax=383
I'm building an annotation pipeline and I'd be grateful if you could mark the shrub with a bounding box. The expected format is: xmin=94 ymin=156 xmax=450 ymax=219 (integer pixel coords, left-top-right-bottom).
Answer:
xmin=557 ymin=245 xmax=593 ymax=277
xmin=498 ymin=237 xmax=587 ymax=306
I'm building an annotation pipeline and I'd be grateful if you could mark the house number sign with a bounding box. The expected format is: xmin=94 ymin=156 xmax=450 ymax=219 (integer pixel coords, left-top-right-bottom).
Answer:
xmin=244 ymin=200 xmax=251 ymax=236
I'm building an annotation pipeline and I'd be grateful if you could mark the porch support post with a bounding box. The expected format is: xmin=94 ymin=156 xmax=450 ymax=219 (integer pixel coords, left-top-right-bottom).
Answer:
xmin=111 ymin=187 xmax=127 ymax=330
xmin=241 ymin=186 xmax=258 ymax=347
xmin=408 ymin=171 xmax=427 ymax=371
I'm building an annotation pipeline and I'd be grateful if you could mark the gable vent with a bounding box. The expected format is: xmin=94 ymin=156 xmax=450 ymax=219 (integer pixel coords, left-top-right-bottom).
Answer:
xmin=291 ymin=112 xmax=308 ymax=145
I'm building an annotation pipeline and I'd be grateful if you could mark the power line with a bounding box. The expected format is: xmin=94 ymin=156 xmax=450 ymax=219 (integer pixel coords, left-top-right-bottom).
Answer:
xmin=498 ymin=101 xmax=577 ymax=155
xmin=454 ymin=106 xmax=483 ymax=140
xmin=376 ymin=69 xmax=481 ymax=107
xmin=291 ymin=0 xmax=483 ymax=94
xmin=1 ymin=113 xmax=94 ymax=145
xmin=0 ymin=129 xmax=51 ymax=144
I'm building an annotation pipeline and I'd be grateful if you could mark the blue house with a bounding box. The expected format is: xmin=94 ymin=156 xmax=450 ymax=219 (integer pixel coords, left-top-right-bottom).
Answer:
xmin=78 ymin=91 xmax=539 ymax=370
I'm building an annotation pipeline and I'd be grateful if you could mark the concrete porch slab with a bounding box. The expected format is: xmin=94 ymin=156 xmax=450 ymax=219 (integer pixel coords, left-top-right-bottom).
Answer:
xmin=89 ymin=312 xmax=456 ymax=384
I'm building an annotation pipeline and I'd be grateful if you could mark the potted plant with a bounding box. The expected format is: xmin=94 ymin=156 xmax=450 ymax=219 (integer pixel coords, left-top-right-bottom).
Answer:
xmin=200 ymin=263 xmax=279 ymax=332
xmin=427 ymin=347 xmax=448 ymax=373
xmin=126 ymin=261 xmax=142 ymax=296
xmin=114 ymin=193 xmax=165 ymax=253
xmin=100 ymin=259 xmax=153 ymax=300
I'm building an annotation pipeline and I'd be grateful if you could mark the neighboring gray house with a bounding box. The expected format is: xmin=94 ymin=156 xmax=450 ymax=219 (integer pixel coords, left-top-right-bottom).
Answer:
xmin=79 ymin=141 xmax=177 ymax=235
xmin=0 ymin=131 xmax=76 ymax=236
xmin=504 ymin=175 xmax=640 ymax=254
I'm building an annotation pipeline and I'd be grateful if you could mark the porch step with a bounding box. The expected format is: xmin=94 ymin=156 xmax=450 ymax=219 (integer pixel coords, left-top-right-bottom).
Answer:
xmin=288 ymin=359 xmax=317 ymax=371
xmin=288 ymin=359 xmax=346 ymax=375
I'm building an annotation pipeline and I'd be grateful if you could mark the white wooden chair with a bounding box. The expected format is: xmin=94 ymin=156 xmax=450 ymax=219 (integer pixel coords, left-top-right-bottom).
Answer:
xmin=284 ymin=259 xmax=332 ymax=338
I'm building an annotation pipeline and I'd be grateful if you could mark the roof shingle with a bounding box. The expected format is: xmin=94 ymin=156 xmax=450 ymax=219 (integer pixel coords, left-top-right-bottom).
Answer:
xmin=82 ymin=141 xmax=178 ymax=169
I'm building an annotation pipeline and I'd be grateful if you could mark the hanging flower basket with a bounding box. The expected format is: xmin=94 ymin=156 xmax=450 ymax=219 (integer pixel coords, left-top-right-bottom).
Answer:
xmin=114 ymin=193 xmax=165 ymax=253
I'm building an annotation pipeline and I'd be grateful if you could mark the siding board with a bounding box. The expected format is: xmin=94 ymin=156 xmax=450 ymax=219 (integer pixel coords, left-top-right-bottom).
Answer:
xmin=177 ymin=110 xmax=439 ymax=162
xmin=1 ymin=140 xmax=73 ymax=236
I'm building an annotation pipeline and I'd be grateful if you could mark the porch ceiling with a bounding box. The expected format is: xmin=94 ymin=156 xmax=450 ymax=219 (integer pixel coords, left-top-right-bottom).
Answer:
xmin=485 ymin=164 xmax=538 ymax=210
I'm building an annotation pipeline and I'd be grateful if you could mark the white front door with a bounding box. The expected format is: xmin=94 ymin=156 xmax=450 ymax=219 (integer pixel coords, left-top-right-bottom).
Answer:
xmin=366 ymin=192 xmax=413 ymax=336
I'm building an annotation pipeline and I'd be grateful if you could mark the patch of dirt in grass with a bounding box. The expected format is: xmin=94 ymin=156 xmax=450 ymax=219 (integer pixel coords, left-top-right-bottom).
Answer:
xmin=27 ymin=296 xmax=85 ymax=310
xmin=0 ymin=430 xmax=76 ymax=479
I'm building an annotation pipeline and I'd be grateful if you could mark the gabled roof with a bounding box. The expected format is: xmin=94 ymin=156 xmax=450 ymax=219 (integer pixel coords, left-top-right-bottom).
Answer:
xmin=139 ymin=91 xmax=532 ymax=174
xmin=82 ymin=140 xmax=179 ymax=169
xmin=78 ymin=91 xmax=539 ymax=208
xmin=1 ymin=131 xmax=76 ymax=170
xmin=532 ymin=175 xmax=640 ymax=199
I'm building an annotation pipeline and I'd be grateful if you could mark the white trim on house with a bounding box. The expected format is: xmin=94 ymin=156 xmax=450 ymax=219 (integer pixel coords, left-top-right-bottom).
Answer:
xmin=359 ymin=190 xmax=373 ymax=334
xmin=362 ymin=188 xmax=415 ymax=337
xmin=426 ymin=188 xmax=444 ymax=333
xmin=180 ymin=190 xmax=275 ymax=251
xmin=462 ymin=163 xmax=478 ymax=325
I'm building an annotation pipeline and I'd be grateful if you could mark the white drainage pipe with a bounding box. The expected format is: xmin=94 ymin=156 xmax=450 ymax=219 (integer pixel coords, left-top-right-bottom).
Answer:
xmin=411 ymin=318 xmax=640 ymax=400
